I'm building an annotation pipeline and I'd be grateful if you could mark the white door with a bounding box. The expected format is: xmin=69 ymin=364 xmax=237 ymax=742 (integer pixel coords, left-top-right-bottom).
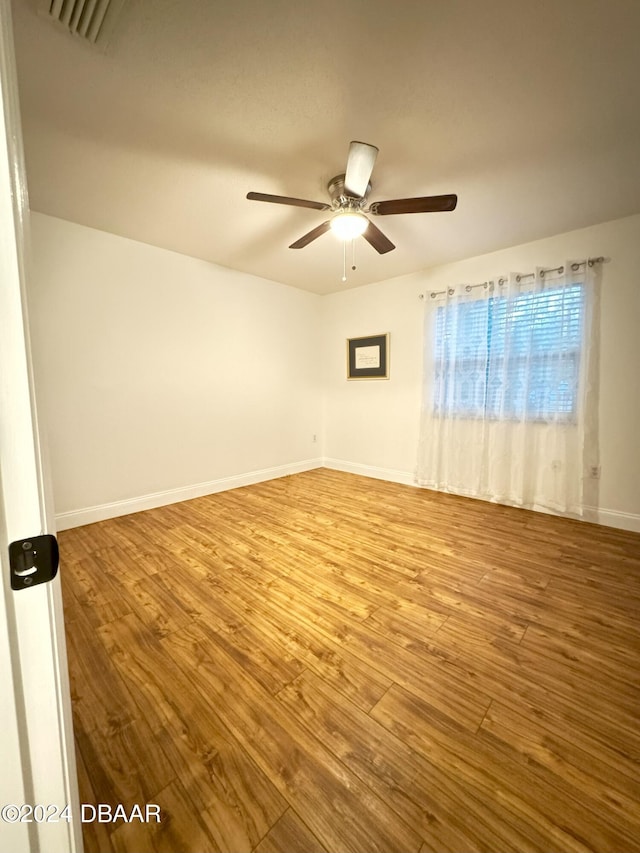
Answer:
xmin=0 ymin=1 xmax=81 ymax=851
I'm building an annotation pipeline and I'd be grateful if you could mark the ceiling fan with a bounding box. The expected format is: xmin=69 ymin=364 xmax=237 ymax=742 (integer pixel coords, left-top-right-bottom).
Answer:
xmin=246 ymin=141 xmax=457 ymax=255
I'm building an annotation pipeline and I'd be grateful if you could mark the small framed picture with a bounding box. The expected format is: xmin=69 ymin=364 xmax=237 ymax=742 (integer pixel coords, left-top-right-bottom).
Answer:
xmin=347 ymin=333 xmax=389 ymax=380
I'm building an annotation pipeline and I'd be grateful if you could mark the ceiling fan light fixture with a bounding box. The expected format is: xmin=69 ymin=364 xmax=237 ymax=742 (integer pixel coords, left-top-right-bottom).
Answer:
xmin=330 ymin=211 xmax=368 ymax=241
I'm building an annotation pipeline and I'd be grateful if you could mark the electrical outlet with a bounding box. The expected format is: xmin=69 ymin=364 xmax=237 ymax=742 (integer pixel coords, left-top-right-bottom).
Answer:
xmin=312 ymin=434 xmax=317 ymax=443
xmin=589 ymin=465 xmax=601 ymax=479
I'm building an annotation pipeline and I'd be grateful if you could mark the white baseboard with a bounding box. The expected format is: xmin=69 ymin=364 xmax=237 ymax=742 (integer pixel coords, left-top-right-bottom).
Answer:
xmin=55 ymin=458 xmax=323 ymax=530
xmin=323 ymin=460 xmax=640 ymax=534
xmin=55 ymin=456 xmax=640 ymax=536
xmin=589 ymin=506 xmax=640 ymax=534
xmin=322 ymin=458 xmax=417 ymax=488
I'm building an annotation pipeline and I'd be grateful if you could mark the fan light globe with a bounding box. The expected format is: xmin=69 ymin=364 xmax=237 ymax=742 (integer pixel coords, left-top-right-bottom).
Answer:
xmin=330 ymin=211 xmax=368 ymax=240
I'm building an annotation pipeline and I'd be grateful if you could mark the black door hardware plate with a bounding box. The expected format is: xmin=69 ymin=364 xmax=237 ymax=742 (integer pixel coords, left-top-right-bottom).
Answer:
xmin=9 ymin=534 xmax=59 ymax=590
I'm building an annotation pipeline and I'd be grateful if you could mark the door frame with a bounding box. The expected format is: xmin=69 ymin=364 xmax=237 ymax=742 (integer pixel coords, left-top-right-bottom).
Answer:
xmin=0 ymin=1 xmax=81 ymax=850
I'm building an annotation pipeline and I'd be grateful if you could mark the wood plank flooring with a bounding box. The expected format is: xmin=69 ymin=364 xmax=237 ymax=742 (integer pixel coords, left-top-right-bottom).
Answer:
xmin=57 ymin=468 xmax=640 ymax=853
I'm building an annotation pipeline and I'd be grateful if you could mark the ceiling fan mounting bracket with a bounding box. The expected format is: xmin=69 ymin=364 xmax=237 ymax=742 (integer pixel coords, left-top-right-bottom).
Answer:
xmin=327 ymin=174 xmax=371 ymax=209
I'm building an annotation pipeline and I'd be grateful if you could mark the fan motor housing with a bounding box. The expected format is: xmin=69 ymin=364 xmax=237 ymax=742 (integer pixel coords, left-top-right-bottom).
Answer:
xmin=327 ymin=174 xmax=371 ymax=208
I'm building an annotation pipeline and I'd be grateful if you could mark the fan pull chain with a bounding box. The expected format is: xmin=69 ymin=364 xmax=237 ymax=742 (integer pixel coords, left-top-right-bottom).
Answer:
xmin=339 ymin=239 xmax=362 ymax=282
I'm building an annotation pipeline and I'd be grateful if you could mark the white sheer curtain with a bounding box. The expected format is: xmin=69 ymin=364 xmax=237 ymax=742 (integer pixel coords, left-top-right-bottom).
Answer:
xmin=416 ymin=261 xmax=600 ymax=516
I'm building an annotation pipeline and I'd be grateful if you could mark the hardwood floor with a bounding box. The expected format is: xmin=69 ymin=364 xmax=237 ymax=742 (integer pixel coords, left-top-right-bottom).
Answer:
xmin=57 ymin=468 xmax=640 ymax=853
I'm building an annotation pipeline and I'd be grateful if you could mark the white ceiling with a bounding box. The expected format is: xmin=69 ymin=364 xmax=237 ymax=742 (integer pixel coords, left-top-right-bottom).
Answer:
xmin=11 ymin=0 xmax=640 ymax=295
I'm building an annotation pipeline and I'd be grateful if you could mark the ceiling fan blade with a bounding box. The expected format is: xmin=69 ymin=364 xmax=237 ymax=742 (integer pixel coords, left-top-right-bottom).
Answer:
xmin=247 ymin=191 xmax=330 ymax=211
xmin=344 ymin=141 xmax=379 ymax=198
xmin=362 ymin=218 xmax=395 ymax=254
xmin=289 ymin=220 xmax=331 ymax=249
xmin=369 ymin=194 xmax=458 ymax=215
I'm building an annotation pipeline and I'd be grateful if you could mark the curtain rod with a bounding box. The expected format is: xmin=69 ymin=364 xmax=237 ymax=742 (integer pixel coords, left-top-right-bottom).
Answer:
xmin=419 ymin=256 xmax=605 ymax=300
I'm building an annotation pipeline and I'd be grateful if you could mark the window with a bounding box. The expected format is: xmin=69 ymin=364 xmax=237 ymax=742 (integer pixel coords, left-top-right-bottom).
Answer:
xmin=433 ymin=284 xmax=584 ymax=421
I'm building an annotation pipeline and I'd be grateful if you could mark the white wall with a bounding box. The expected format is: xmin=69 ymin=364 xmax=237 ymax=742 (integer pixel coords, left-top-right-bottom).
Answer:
xmin=322 ymin=214 xmax=640 ymax=532
xmin=28 ymin=213 xmax=323 ymax=527
xmin=28 ymin=212 xmax=640 ymax=532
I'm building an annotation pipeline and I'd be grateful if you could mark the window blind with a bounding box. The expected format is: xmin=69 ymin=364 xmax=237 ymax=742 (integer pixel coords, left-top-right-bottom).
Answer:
xmin=434 ymin=284 xmax=584 ymax=420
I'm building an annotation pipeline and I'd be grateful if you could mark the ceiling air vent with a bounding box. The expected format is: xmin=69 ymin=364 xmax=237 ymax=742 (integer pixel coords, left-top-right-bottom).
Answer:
xmin=38 ymin=0 xmax=126 ymax=46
